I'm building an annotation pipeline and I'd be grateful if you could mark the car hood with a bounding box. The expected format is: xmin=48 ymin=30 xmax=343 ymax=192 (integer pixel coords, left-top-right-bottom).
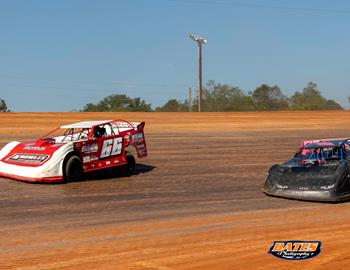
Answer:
xmin=1 ymin=139 xmax=66 ymax=167
xmin=276 ymin=162 xmax=340 ymax=189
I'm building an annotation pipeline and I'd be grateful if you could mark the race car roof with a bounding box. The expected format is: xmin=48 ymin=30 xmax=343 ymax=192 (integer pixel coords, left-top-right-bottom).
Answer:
xmin=303 ymin=140 xmax=345 ymax=149
xmin=60 ymin=120 xmax=112 ymax=129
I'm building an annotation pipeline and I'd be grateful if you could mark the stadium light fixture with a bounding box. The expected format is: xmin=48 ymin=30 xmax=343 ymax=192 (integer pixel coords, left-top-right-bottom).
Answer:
xmin=189 ymin=34 xmax=207 ymax=112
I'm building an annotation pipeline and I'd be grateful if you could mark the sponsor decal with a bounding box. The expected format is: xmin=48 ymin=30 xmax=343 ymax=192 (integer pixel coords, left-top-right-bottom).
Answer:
xmin=82 ymin=144 xmax=98 ymax=154
xmin=132 ymin=133 xmax=144 ymax=143
xmin=23 ymin=146 xmax=46 ymax=151
xmin=83 ymin=155 xmax=99 ymax=163
xmin=115 ymin=122 xmax=132 ymax=128
xmin=8 ymin=153 xmax=49 ymax=165
xmin=137 ymin=143 xmax=147 ymax=155
xmin=268 ymin=240 xmax=321 ymax=260
xmin=90 ymin=156 xmax=99 ymax=161
xmin=83 ymin=156 xmax=91 ymax=163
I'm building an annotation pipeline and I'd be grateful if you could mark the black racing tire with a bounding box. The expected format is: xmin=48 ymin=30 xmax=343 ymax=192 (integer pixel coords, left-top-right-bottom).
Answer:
xmin=122 ymin=153 xmax=136 ymax=177
xmin=63 ymin=154 xmax=82 ymax=182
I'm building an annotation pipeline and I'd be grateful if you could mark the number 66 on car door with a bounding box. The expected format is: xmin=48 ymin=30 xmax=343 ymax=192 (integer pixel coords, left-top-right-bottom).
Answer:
xmin=100 ymin=137 xmax=123 ymax=158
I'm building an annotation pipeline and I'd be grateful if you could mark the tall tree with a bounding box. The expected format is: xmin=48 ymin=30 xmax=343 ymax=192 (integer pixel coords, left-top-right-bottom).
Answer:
xmin=323 ymin=99 xmax=343 ymax=110
xmin=81 ymin=94 xmax=152 ymax=112
xmin=0 ymin=99 xmax=9 ymax=112
xmin=250 ymin=84 xmax=289 ymax=111
xmin=202 ymin=80 xmax=254 ymax=111
xmin=290 ymin=82 xmax=342 ymax=110
xmin=155 ymin=99 xmax=189 ymax=112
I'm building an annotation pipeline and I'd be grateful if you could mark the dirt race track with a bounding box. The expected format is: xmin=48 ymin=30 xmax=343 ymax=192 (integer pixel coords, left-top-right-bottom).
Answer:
xmin=2 ymin=111 xmax=350 ymax=270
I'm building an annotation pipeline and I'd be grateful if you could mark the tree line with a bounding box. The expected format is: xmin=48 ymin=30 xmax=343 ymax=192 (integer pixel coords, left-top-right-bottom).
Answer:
xmin=156 ymin=81 xmax=343 ymax=112
xmin=0 ymin=81 xmax=345 ymax=112
xmin=80 ymin=81 xmax=343 ymax=112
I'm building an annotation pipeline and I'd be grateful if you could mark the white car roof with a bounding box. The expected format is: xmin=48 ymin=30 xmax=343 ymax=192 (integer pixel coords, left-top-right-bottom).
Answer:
xmin=60 ymin=120 xmax=112 ymax=129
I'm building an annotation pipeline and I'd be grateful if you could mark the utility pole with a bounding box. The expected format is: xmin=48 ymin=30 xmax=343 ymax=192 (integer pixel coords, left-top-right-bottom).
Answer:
xmin=189 ymin=34 xmax=207 ymax=112
xmin=188 ymin=87 xmax=192 ymax=112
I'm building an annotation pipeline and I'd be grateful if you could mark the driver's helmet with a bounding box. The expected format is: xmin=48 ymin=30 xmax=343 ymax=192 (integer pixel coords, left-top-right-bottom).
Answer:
xmin=93 ymin=126 xmax=106 ymax=138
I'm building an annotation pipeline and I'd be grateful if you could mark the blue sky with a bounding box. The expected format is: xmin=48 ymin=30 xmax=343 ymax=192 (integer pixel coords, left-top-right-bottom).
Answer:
xmin=0 ymin=0 xmax=350 ymax=111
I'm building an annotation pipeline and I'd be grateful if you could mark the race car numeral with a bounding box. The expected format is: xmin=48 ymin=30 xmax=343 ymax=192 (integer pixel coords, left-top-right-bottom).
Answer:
xmin=100 ymin=137 xmax=123 ymax=158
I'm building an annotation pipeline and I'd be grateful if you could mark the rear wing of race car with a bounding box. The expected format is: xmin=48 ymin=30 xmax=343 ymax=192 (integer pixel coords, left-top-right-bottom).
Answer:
xmin=129 ymin=121 xmax=147 ymax=158
xmin=112 ymin=120 xmax=148 ymax=158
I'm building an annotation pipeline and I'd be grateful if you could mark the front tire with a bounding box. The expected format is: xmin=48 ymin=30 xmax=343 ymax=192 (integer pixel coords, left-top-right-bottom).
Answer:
xmin=64 ymin=155 xmax=82 ymax=182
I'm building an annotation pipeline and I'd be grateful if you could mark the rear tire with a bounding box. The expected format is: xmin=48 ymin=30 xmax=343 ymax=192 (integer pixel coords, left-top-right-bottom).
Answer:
xmin=122 ymin=153 xmax=136 ymax=177
xmin=64 ymin=155 xmax=82 ymax=182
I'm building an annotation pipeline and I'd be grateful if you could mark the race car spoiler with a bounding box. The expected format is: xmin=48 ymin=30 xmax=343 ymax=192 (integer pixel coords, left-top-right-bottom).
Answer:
xmin=99 ymin=120 xmax=147 ymax=158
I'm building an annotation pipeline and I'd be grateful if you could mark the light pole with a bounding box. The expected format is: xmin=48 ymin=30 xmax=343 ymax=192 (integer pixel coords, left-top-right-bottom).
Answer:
xmin=189 ymin=34 xmax=207 ymax=112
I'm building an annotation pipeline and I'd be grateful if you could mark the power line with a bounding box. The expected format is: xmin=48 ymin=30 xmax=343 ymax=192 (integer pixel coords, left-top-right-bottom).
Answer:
xmin=0 ymin=73 xmax=196 ymax=96
xmin=166 ymin=0 xmax=350 ymax=14
xmin=0 ymin=72 xmax=189 ymax=88
xmin=0 ymin=81 xmax=189 ymax=94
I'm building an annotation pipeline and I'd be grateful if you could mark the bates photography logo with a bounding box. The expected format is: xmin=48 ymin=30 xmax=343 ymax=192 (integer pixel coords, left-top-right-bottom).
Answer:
xmin=268 ymin=240 xmax=321 ymax=260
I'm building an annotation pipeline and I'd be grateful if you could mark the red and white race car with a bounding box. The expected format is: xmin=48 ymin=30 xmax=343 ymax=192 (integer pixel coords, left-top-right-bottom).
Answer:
xmin=0 ymin=119 xmax=147 ymax=183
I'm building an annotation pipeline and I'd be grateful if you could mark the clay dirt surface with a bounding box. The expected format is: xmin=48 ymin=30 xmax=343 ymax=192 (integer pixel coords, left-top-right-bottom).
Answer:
xmin=1 ymin=111 xmax=350 ymax=270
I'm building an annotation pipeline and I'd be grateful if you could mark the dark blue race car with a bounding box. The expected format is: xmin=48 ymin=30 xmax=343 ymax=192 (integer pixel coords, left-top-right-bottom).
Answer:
xmin=262 ymin=138 xmax=350 ymax=202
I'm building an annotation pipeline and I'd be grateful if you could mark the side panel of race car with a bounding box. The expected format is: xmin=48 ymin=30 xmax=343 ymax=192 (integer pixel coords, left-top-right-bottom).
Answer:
xmin=74 ymin=135 xmax=127 ymax=172
xmin=75 ymin=122 xmax=147 ymax=172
